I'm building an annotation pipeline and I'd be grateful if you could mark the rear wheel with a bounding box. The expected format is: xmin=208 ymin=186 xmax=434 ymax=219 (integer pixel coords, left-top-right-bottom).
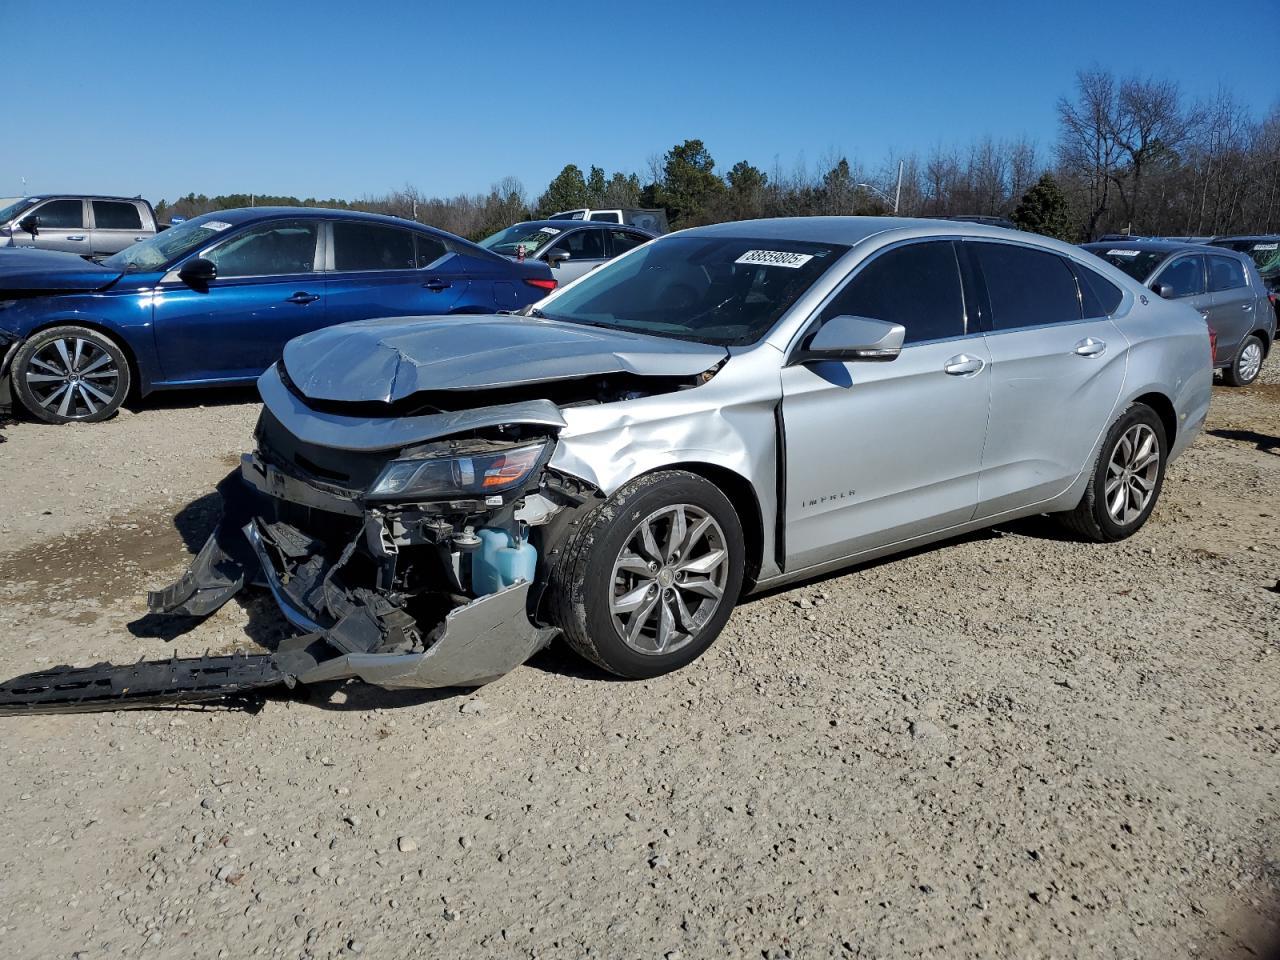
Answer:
xmin=547 ymin=470 xmax=745 ymax=679
xmin=1058 ymin=404 xmax=1167 ymax=543
xmin=11 ymin=325 xmax=131 ymax=424
xmin=1223 ymin=334 xmax=1264 ymax=387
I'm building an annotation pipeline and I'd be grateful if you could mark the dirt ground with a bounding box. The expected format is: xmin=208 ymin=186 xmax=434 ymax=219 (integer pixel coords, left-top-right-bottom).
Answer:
xmin=0 ymin=362 xmax=1277 ymax=960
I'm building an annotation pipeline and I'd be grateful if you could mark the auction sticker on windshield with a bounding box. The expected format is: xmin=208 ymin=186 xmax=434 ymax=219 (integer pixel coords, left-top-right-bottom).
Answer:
xmin=203 ymin=221 xmax=233 ymax=232
xmin=1107 ymin=249 xmax=1140 ymax=257
xmin=1254 ymin=243 xmax=1278 ymax=251
xmin=736 ymin=249 xmax=815 ymax=269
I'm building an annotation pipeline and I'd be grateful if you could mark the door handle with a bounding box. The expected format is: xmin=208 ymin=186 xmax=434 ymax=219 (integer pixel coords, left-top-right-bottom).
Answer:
xmin=286 ymin=292 xmax=320 ymax=304
xmin=1242 ymin=303 xmax=1253 ymax=311
xmin=423 ymin=279 xmax=451 ymax=291
xmin=943 ymin=354 xmax=985 ymax=376
xmin=1073 ymin=337 xmax=1107 ymax=358
xmin=66 ymin=236 xmax=85 ymax=242
xmin=134 ymin=236 xmax=147 ymax=241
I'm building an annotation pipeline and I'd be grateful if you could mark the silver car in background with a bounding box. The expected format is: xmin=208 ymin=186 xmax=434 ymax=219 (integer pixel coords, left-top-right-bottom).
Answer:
xmin=1083 ymin=240 xmax=1274 ymax=386
xmin=152 ymin=217 xmax=1212 ymax=691
xmin=479 ymin=219 xmax=654 ymax=284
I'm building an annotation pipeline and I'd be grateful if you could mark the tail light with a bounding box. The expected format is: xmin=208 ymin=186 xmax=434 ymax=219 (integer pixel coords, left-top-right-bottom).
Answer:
xmin=524 ymin=277 xmax=557 ymax=292
xmin=1208 ymin=325 xmax=1218 ymax=364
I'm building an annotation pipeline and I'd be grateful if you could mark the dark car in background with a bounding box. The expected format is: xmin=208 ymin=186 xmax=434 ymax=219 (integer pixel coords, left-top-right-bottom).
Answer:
xmin=0 ymin=194 xmax=160 ymax=255
xmin=478 ymin=219 xmax=654 ymax=285
xmin=0 ymin=208 xmax=556 ymax=424
xmin=1083 ymin=240 xmax=1274 ymax=386
xmin=1208 ymin=235 xmax=1280 ymax=317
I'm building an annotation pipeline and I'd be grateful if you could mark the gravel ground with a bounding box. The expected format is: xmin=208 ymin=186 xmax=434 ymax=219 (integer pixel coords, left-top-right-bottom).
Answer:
xmin=0 ymin=362 xmax=1277 ymax=960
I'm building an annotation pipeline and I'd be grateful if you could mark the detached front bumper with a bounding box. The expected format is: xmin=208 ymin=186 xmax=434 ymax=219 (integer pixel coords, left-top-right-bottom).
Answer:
xmin=149 ymin=469 xmax=556 ymax=691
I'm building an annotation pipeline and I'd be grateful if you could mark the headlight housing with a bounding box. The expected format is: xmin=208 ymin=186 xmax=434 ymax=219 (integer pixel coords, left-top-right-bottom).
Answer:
xmin=367 ymin=442 xmax=546 ymax=500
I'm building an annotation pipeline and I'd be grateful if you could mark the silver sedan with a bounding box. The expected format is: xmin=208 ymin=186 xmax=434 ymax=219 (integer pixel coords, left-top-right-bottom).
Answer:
xmin=153 ymin=217 xmax=1213 ymax=690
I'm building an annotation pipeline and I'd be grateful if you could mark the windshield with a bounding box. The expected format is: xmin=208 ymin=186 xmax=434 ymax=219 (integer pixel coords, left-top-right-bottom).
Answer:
xmin=537 ymin=236 xmax=848 ymax=346
xmin=1087 ymin=247 xmax=1165 ymax=282
xmin=101 ymin=215 xmax=238 ymax=273
xmin=1214 ymin=240 xmax=1280 ymax=278
xmin=0 ymin=197 xmax=34 ymax=223
xmin=478 ymin=224 xmax=566 ymax=258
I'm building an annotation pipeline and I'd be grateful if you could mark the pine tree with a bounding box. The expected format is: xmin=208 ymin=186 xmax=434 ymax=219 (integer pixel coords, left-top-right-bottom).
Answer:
xmin=1012 ymin=173 xmax=1072 ymax=240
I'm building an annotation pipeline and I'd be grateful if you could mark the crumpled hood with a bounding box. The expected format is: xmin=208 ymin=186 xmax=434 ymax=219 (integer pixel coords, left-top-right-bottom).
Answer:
xmin=283 ymin=315 xmax=729 ymax=403
xmin=0 ymin=247 xmax=123 ymax=293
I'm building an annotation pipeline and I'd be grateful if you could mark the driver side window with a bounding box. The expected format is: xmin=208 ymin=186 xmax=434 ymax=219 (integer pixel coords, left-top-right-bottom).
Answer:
xmin=1154 ymin=256 xmax=1204 ymax=298
xmin=819 ymin=241 xmax=967 ymax=344
xmin=204 ymin=221 xmax=319 ymax=278
xmin=555 ymin=228 xmax=606 ymax=261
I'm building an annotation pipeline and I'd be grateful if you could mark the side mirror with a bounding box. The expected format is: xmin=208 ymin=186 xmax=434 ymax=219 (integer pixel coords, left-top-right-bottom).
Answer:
xmin=178 ymin=257 xmax=218 ymax=288
xmin=794 ymin=315 xmax=905 ymax=364
xmin=17 ymin=215 xmax=39 ymax=237
xmin=1151 ymin=282 xmax=1175 ymax=299
xmin=545 ymin=248 xmax=571 ymax=267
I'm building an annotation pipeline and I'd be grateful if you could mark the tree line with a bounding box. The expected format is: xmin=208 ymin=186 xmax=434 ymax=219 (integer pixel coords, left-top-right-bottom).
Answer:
xmin=156 ymin=68 xmax=1279 ymax=243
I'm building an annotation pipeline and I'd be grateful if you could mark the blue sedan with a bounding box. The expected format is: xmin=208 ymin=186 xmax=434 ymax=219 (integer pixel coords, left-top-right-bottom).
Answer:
xmin=0 ymin=208 xmax=557 ymax=423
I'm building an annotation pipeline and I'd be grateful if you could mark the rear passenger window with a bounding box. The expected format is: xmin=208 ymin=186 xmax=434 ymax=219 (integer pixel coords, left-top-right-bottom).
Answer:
xmin=332 ymin=222 xmax=416 ymax=271
xmin=819 ymin=240 xmax=966 ymax=344
xmin=1155 ymin=256 xmax=1204 ymax=298
xmin=415 ymin=233 xmax=447 ymax=268
xmin=972 ymin=242 xmax=1080 ymax=329
xmin=1207 ymin=255 xmax=1247 ymax=292
xmin=32 ymin=199 xmax=83 ymax=229
xmin=1071 ymin=261 xmax=1124 ymax=316
xmin=92 ymin=201 xmax=143 ymax=230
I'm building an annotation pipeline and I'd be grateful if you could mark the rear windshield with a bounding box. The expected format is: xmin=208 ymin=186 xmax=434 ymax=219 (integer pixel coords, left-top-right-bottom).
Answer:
xmin=537 ymin=235 xmax=848 ymax=346
xmin=1213 ymin=240 xmax=1280 ymax=278
xmin=1085 ymin=246 xmax=1165 ymax=282
xmin=478 ymin=224 xmax=566 ymax=258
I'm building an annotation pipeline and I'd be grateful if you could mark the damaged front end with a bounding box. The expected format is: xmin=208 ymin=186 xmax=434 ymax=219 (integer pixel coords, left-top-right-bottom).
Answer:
xmin=148 ymin=365 xmax=597 ymax=691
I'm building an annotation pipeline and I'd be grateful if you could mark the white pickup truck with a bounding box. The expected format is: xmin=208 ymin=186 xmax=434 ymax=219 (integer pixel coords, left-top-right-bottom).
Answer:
xmin=0 ymin=194 xmax=160 ymax=256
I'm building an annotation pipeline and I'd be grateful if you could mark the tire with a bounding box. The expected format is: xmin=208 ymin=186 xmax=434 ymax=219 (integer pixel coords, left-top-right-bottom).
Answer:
xmin=1222 ymin=334 xmax=1265 ymax=387
xmin=11 ymin=325 xmax=131 ymax=424
xmin=1058 ymin=404 xmax=1167 ymax=543
xmin=547 ymin=470 xmax=745 ymax=679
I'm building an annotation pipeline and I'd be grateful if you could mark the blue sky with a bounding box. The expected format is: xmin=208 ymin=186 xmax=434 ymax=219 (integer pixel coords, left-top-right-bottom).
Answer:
xmin=1 ymin=0 xmax=1275 ymax=203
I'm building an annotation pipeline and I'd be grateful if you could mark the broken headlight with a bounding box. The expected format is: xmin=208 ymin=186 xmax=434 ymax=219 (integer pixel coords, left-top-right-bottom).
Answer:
xmin=367 ymin=443 xmax=546 ymax=500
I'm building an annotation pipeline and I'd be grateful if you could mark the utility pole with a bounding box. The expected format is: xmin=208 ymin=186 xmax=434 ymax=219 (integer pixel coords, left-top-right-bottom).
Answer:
xmin=894 ymin=160 xmax=903 ymax=216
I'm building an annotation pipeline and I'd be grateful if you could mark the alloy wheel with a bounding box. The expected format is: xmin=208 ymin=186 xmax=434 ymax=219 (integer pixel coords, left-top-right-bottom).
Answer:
xmin=23 ymin=336 xmax=121 ymax=420
xmin=1104 ymin=423 xmax=1160 ymax=525
xmin=609 ymin=503 xmax=729 ymax=655
xmin=1238 ymin=340 xmax=1263 ymax=383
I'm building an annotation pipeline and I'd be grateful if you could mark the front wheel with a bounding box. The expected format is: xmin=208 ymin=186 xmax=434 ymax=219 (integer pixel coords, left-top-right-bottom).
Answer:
xmin=547 ymin=470 xmax=745 ymax=679
xmin=1223 ymin=334 xmax=1264 ymax=387
xmin=1058 ymin=404 xmax=1167 ymax=543
xmin=11 ymin=325 xmax=131 ymax=424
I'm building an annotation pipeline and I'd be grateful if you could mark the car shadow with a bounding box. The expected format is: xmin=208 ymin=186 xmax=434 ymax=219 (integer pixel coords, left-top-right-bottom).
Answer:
xmin=123 ymin=384 xmax=260 ymax=414
xmin=1208 ymin=428 xmax=1279 ymax=455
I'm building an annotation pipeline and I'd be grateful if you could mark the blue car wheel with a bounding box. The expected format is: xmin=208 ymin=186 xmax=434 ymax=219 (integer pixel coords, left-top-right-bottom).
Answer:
xmin=12 ymin=325 xmax=132 ymax=424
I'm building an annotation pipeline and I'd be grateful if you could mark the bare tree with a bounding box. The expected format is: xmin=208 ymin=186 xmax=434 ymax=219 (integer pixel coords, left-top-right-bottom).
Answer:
xmin=1057 ymin=68 xmax=1123 ymax=239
